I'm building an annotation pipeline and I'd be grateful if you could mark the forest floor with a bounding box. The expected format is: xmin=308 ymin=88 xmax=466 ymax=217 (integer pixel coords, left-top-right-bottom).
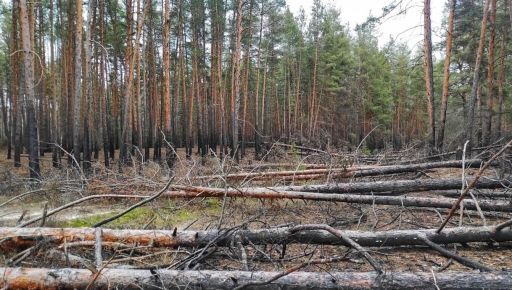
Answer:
xmin=1 ymin=146 xmax=511 ymax=274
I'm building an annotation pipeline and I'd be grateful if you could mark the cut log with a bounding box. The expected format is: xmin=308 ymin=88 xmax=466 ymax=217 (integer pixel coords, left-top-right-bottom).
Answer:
xmin=275 ymin=177 xmax=511 ymax=194
xmin=169 ymin=186 xmax=512 ymax=212
xmin=3 ymin=225 xmax=512 ymax=251
xmin=1 ymin=267 xmax=512 ymax=289
xmin=195 ymin=159 xmax=485 ymax=181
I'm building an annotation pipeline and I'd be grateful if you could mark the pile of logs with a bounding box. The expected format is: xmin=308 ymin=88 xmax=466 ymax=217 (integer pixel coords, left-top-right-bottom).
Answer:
xmin=2 ymin=143 xmax=512 ymax=289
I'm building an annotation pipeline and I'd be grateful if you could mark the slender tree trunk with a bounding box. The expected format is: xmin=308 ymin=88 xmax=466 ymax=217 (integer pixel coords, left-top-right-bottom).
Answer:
xmin=437 ymin=0 xmax=455 ymax=151
xmin=496 ymin=29 xmax=506 ymax=140
xmin=11 ymin=0 xmax=21 ymax=167
xmin=120 ymin=0 xmax=149 ymax=167
xmin=72 ymin=0 xmax=84 ymax=168
xmin=465 ymin=0 xmax=490 ymax=151
xmin=241 ymin=0 xmax=253 ymax=159
xmin=162 ymin=0 xmax=175 ymax=167
xmin=231 ymin=0 xmax=243 ymax=162
xmin=484 ymin=0 xmax=497 ymax=146
xmin=423 ymin=0 xmax=436 ymax=150
xmin=48 ymin=0 xmax=61 ymax=168
xmin=82 ymin=0 xmax=96 ymax=171
xmin=0 ymin=76 xmax=11 ymax=160
xmin=19 ymin=0 xmax=40 ymax=178
xmin=309 ymin=44 xmax=318 ymax=139
xmin=254 ymin=2 xmax=264 ymax=159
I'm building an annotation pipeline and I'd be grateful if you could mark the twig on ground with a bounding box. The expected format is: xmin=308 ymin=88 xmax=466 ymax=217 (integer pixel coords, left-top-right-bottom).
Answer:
xmin=290 ymin=224 xmax=382 ymax=273
xmin=495 ymin=219 xmax=512 ymax=232
xmin=0 ymin=189 xmax=45 ymax=209
xmin=233 ymin=255 xmax=346 ymax=290
xmin=418 ymin=233 xmax=492 ymax=272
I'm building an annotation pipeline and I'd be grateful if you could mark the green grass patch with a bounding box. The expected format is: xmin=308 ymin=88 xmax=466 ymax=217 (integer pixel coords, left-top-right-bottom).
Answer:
xmin=62 ymin=200 xmax=222 ymax=229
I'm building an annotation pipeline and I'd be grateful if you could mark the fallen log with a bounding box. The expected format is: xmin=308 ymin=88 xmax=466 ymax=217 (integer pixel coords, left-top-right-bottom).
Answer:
xmin=195 ymin=159 xmax=486 ymax=181
xmin=436 ymin=190 xmax=512 ymax=199
xmin=10 ymin=187 xmax=512 ymax=229
xmin=275 ymin=177 xmax=512 ymax=194
xmin=3 ymin=225 xmax=512 ymax=251
xmin=169 ymin=185 xmax=512 ymax=212
xmin=1 ymin=267 xmax=512 ymax=289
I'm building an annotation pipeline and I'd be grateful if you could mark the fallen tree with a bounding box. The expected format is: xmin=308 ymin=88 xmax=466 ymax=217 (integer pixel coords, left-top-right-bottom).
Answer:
xmin=169 ymin=185 xmax=512 ymax=212
xmin=275 ymin=177 xmax=511 ymax=194
xmin=9 ymin=185 xmax=511 ymax=228
xmin=1 ymin=267 xmax=512 ymax=289
xmin=3 ymin=225 xmax=512 ymax=250
xmin=195 ymin=159 xmax=486 ymax=181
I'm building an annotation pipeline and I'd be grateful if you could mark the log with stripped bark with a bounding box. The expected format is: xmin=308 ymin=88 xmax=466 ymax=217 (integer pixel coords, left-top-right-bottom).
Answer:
xmin=2 ymin=225 xmax=512 ymax=250
xmin=1 ymin=267 xmax=512 ymax=289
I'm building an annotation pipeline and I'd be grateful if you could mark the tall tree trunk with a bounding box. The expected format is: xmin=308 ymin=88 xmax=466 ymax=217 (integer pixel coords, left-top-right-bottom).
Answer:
xmin=484 ymin=0 xmax=497 ymax=146
xmin=465 ymin=0 xmax=490 ymax=151
xmin=120 ymin=0 xmax=149 ymax=167
xmin=230 ymin=0 xmax=243 ymax=162
xmin=162 ymin=0 xmax=175 ymax=167
xmin=73 ymin=0 xmax=84 ymax=168
xmin=437 ymin=0 xmax=455 ymax=151
xmin=241 ymin=0 xmax=253 ymax=159
xmin=495 ymin=29 xmax=506 ymax=140
xmin=11 ymin=0 xmax=21 ymax=167
xmin=254 ymin=1 xmax=264 ymax=159
xmin=19 ymin=0 xmax=40 ymax=178
xmin=82 ymin=0 xmax=96 ymax=171
xmin=423 ymin=0 xmax=436 ymax=150
xmin=0 ymin=78 xmax=10 ymax=159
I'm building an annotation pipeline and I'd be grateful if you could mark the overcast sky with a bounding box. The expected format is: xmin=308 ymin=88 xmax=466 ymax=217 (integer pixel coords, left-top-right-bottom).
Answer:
xmin=286 ymin=0 xmax=444 ymax=50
